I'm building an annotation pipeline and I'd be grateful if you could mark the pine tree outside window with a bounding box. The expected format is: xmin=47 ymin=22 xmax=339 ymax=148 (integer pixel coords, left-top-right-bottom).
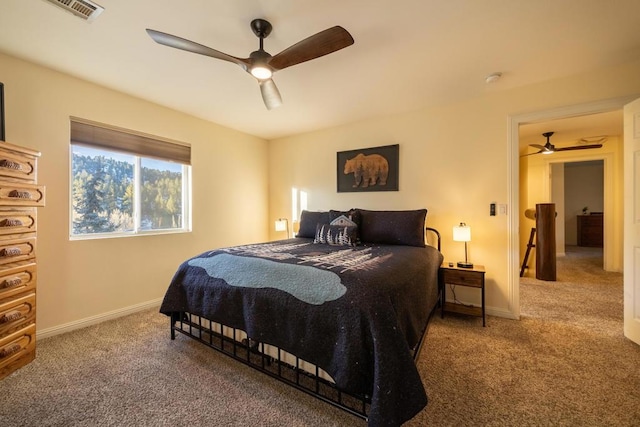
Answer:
xmin=70 ymin=118 xmax=191 ymax=239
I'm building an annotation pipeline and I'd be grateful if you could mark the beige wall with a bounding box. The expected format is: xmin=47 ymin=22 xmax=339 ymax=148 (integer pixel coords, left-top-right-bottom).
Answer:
xmin=268 ymin=59 xmax=640 ymax=318
xmin=2 ymin=50 xmax=639 ymax=332
xmin=0 ymin=53 xmax=269 ymax=334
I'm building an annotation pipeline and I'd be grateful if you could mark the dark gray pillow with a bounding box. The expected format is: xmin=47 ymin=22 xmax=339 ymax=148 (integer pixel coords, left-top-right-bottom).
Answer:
xmin=357 ymin=209 xmax=428 ymax=247
xmin=296 ymin=210 xmax=331 ymax=238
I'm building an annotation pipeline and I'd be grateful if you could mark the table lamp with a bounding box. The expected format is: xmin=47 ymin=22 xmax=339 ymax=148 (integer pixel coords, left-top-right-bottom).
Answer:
xmin=453 ymin=222 xmax=473 ymax=268
xmin=275 ymin=218 xmax=289 ymax=238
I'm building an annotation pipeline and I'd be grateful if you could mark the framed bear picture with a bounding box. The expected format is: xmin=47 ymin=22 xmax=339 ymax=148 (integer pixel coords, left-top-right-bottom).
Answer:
xmin=337 ymin=144 xmax=399 ymax=193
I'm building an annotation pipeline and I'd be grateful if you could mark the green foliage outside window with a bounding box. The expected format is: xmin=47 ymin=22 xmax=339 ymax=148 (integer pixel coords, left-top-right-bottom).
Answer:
xmin=71 ymin=150 xmax=185 ymax=236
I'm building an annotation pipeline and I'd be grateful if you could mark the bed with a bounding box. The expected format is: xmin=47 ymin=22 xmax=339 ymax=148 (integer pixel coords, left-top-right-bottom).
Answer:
xmin=160 ymin=208 xmax=443 ymax=426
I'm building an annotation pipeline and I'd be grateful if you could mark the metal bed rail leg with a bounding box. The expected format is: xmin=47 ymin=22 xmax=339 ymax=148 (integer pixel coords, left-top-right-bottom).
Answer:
xmin=170 ymin=312 xmax=182 ymax=340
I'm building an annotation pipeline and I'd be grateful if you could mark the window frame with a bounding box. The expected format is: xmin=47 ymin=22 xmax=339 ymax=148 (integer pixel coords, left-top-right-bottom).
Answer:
xmin=69 ymin=119 xmax=192 ymax=240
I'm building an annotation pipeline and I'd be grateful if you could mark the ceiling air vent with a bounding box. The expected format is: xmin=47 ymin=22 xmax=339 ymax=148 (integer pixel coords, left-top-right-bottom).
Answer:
xmin=43 ymin=0 xmax=104 ymax=22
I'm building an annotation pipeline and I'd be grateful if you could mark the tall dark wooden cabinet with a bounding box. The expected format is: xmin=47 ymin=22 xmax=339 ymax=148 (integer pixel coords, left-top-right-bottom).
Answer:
xmin=0 ymin=142 xmax=44 ymax=380
xmin=577 ymin=214 xmax=603 ymax=247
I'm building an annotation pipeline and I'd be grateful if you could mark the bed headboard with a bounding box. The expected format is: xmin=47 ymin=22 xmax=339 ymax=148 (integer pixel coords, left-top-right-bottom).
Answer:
xmin=425 ymin=227 xmax=441 ymax=252
xmin=296 ymin=209 xmax=441 ymax=251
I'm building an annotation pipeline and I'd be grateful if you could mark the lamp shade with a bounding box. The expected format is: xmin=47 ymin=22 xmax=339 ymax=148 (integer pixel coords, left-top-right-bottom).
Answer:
xmin=275 ymin=219 xmax=288 ymax=232
xmin=453 ymin=223 xmax=471 ymax=242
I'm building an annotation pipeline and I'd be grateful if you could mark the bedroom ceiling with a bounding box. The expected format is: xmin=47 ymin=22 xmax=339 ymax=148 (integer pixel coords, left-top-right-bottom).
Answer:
xmin=0 ymin=0 xmax=639 ymax=140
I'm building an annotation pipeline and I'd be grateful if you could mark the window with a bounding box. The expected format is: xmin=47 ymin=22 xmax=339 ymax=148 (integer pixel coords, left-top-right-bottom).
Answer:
xmin=70 ymin=118 xmax=191 ymax=239
xmin=291 ymin=187 xmax=308 ymax=223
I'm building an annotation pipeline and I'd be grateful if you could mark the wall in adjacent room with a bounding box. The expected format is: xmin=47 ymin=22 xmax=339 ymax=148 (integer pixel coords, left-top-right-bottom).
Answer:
xmin=268 ymin=59 xmax=640 ymax=318
xmin=565 ymin=160 xmax=605 ymax=245
xmin=0 ymin=52 xmax=269 ymax=334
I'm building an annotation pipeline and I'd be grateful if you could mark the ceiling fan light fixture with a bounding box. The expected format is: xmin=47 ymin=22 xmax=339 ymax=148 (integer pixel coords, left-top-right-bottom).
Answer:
xmin=485 ymin=72 xmax=502 ymax=84
xmin=251 ymin=65 xmax=272 ymax=80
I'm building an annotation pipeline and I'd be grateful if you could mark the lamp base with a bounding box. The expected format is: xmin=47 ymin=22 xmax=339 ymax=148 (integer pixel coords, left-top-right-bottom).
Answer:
xmin=457 ymin=261 xmax=474 ymax=269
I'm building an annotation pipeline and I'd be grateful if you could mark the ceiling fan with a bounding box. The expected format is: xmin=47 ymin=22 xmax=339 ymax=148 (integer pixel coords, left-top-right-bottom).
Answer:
xmin=146 ymin=19 xmax=354 ymax=110
xmin=522 ymin=131 xmax=604 ymax=156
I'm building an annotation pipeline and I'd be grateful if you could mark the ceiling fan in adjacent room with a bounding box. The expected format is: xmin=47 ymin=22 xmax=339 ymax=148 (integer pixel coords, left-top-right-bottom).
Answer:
xmin=146 ymin=19 xmax=354 ymax=110
xmin=522 ymin=131 xmax=605 ymax=156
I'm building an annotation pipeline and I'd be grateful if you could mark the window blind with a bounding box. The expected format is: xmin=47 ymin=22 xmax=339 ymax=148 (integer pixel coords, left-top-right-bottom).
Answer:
xmin=70 ymin=118 xmax=191 ymax=165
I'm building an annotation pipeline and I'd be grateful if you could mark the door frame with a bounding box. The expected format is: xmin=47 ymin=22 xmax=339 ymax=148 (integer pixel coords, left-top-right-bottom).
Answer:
xmin=545 ymin=154 xmax=612 ymax=261
xmin=507 ymin=95 xmax=638 ymax=318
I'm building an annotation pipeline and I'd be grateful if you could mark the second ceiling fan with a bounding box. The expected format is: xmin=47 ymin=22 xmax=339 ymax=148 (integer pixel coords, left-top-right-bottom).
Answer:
xmin=147 ymin=19 xmax=354 ymax=110
xmin=524 ymin=131 xmax=604 ymax=156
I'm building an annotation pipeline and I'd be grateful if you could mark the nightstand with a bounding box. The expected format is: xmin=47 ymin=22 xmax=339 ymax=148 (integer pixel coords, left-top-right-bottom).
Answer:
xmin=440 ymin=263 xmax=486 ymax=326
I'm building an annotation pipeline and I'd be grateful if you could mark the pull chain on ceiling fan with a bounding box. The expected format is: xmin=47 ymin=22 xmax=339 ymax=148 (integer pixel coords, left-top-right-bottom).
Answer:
xmin=522 ymin=131 xmax=604 ymax=156
xmin=146 ymin=19 xmax=354 ymax=110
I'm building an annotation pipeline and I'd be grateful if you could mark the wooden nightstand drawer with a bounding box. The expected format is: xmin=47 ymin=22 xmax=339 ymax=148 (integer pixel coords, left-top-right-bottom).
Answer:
xmin=442 ymin=270 xmax=483 ymax=287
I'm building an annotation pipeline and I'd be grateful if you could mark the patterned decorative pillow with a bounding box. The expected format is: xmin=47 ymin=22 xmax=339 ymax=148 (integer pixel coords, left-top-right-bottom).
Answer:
xmin=330 ymin=209 xmax=361 ymax=228
xmin=314 ymin=224 xmax=358 ymax=247
xmin=330 ymin=214 xmax=357 ymax=227
xmin=296 ymin=210 xmax=331 ymax=238
xmin=330 ymin=209 xmax=361 ymax=244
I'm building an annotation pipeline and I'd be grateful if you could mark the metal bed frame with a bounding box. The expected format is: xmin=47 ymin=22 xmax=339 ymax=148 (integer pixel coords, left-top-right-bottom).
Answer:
xmin=168 ymin=227 xmax=441 ymax=422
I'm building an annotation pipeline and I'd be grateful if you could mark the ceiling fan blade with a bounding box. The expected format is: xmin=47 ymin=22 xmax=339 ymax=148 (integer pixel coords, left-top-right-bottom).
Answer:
xmin=146 ymin=29 xmax=250 ymax=70
xmin=520 ymin=151 xmax=544 ymax=157
xmin=555 ymin=144 xmax=603 ymax=152
xmin=529 ymin=144 xmax=547 ymax=150
xmin=268 ymin=26 xmax=354 ymax=71
xmin=259 ymin=78 xmax=282 ymax=110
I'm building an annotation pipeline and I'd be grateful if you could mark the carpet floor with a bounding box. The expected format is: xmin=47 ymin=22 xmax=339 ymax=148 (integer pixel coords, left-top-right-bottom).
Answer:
xmin=1 ymin=246 xmax=639 ymax=426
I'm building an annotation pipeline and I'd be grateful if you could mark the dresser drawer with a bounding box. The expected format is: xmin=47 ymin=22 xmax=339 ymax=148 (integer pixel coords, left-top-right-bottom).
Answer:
xmin=0 ymin=263 xmax=37 ymax=301
xmin=0 ymin=293 xmax=35 ymax=336
xmin=0 ymin=323 xmax=36 ymax=379
xmin=0 ymin=209 xmax=36 ymax=236
xmin=0 ymin=149 xmax=37 ymax=183
xmin=442 ymin=270 xmax=483 ymax=287
xmin=0 ymin=236 xmax=36 ymax=266
xmin=0 ymin=181 xmax=45 ymax=207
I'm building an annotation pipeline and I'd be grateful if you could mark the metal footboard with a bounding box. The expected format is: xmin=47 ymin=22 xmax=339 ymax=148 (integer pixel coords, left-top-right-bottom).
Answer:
xmin=170 ymin=312 xmax=371 ymax=420
xmin=169 ymin=301 xmax=437 ymax=422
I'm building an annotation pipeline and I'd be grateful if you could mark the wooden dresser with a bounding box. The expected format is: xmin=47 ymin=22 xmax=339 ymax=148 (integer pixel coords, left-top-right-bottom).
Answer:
xmin=0 ymin=142 xmax=44 ymax=380
xmin=577 ymin=214 xmax=603 ymax=248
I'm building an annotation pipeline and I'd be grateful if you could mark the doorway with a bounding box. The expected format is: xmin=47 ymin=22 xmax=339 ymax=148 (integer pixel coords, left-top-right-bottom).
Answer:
xmin=519 ymin=119 xmax=620 ymax=275
xmin=507 ymin=96 xmax=633 ymax=319
xmin=559 ymin=160 xmax=604 ymax=256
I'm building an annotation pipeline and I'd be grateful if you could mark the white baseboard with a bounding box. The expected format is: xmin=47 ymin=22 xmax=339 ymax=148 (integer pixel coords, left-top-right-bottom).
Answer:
xmin=487 ymin=306 xmax=519 ymax=320
xmin=37 ymin=298 xmax=163 ymax=340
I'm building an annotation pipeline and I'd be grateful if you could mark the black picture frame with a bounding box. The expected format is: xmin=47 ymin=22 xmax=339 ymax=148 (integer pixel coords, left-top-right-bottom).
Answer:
xmin=337 ymin=144 xmax=399 ymax=193
xmin=0 ymin=82 xmax=4 ymax=141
